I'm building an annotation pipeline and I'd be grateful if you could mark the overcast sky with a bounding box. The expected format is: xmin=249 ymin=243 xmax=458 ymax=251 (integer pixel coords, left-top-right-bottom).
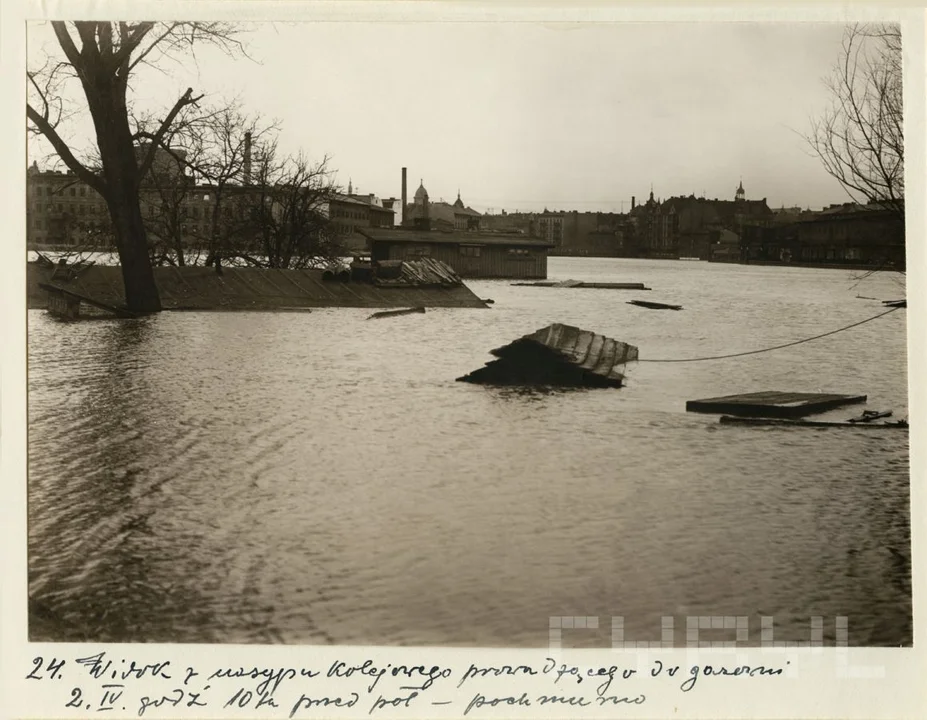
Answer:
xmin=28 ymin=20 xmax=864 ymax=213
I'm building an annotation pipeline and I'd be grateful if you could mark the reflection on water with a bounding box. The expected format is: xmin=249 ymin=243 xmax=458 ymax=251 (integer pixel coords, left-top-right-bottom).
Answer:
xmin=27 ymin=258 xmax=911 ymax=646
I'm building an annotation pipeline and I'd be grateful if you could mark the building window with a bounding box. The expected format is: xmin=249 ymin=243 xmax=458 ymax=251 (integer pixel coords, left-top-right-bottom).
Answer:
xmin=459 ymin=245 xmax=481 ymax=257
xmin=69 ymin=187 xmax=75 ymax=196
xmin=80 ymin=187 xmax=86 ymax=197
xmin=506 ymin=248 xmax=530 ymax=256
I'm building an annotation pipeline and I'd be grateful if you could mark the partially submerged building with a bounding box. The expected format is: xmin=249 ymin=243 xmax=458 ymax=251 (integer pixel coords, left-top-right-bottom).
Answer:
xmin=360 ymin=227 xmax=554 ymax=279
xmin=28 ymin=255 xmax=488 ymax=315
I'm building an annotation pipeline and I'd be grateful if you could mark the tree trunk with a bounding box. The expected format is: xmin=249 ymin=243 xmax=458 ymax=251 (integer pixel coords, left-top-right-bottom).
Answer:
xmin=84 ymin=64 xmax=162 ymax=313
xmin=106 ymin=190 xmax=162 ymax=312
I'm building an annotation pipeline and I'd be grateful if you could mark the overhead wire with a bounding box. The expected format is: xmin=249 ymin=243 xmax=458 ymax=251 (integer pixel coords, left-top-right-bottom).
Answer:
xmin=638 ymin=305 xmax=903 ymax=363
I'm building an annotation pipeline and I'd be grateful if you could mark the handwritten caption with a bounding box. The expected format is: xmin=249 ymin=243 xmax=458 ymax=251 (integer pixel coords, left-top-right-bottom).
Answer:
xmin=23 ymin=652 xmax=789 ymax=716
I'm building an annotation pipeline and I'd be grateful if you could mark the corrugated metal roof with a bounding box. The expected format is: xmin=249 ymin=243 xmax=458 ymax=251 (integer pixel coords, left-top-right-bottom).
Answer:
xmin=457 ymin=323 xmax=639 ymax=388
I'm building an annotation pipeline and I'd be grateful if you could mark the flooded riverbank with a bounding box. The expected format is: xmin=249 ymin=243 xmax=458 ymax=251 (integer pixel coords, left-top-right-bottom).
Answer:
xmin=27 ymin=258 xmax=910 ymax=646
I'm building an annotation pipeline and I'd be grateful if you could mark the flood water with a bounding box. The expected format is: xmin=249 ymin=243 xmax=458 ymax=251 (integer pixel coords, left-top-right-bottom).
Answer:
xmin=27 ymin=258 xmax=911 ymax=647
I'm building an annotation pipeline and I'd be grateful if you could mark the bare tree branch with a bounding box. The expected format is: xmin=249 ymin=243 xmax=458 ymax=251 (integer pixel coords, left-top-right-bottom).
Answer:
xmin=28 ymin=20 xmax=253 ymax=311
xmin=805 ymin=24 xmax=904 ymax=218
xmin=25 ymin=104 xmax=105 ymax=194
xmin=136 ymin=88 xmax=203 ymax=181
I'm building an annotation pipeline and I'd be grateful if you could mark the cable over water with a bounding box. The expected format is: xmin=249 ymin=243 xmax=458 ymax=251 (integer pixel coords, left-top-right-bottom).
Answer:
xmin=638 ymin=305 xmax=903 ymax=363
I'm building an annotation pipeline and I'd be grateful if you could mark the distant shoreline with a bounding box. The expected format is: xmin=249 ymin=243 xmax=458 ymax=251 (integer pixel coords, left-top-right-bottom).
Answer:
xmin=548 ymin=253 xmax=904 ymax=273
xmin=27 ymin=251 xmax=903 ymax=275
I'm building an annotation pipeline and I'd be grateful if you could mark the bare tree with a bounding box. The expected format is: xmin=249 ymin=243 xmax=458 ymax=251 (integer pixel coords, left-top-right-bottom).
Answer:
xmin=234 ymin=143 xmax=343 ymax=269
xmin=144 ymin=166 xmax=196 ymax=267
xmin=192 ymin=105 xmax=279 ymax=269
xmin=807 ymin=24 xmax=904 ymax=217
xmin=27 ymin=21 xmax=246 ymax=312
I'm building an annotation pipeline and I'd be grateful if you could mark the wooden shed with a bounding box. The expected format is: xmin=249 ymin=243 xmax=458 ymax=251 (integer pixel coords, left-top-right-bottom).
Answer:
xmin=360 ymin=228 xmax=554 ymax=279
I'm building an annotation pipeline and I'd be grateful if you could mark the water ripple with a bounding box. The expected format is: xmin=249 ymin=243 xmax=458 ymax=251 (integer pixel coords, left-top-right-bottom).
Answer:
xmin=27 ymin=258 xmax=910 ymax=646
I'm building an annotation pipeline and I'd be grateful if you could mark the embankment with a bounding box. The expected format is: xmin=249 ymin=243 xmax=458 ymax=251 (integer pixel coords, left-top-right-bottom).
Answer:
xmin=27 ymin=263 xmax=488 ymax=311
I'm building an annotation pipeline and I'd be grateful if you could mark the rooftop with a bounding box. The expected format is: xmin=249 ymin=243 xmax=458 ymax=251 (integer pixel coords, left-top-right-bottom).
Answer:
xmin=360 ymin=227 xmax=555 ymax=248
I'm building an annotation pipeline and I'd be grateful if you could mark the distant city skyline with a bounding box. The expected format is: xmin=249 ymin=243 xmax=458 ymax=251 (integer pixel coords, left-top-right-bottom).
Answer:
xmin=27 ymin=20 xmax=887 ymax=214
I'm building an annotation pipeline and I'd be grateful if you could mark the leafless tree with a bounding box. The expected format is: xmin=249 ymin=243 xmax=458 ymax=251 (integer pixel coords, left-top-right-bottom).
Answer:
xmin=807 ymin=24 xmax=904 ymax=217
xmin=191 ymin=105 xmax=279 ymax=269
xmin=233 ymin=143 xmax=344 ymax=269
xmin=27 ymin=21 xmax=247 ymax=312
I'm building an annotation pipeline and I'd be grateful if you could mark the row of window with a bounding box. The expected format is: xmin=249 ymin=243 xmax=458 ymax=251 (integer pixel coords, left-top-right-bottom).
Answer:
xmin=332 ymin=207 xmax=366 ymax=220
xmin=31 ymin=185 xmax=92 ymax=198
xmin=34 ymin=202 xmax=107 ymax=215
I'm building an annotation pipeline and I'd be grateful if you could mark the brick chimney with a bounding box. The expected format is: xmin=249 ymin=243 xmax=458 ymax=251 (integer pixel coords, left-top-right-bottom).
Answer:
xmin=631 ymin=196 xmax=636 ymax=210
xmin=401 ymin=167 xmax=407 ymax=226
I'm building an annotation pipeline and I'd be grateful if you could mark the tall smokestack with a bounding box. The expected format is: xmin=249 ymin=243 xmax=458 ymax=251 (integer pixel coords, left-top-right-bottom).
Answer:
xmin=244 ymin=132 xmax=252 ymax=185
xmin=631 ymin=196 xmax=636 ymax=210
xmin=401 ymin=167 xmax=407 ymax=226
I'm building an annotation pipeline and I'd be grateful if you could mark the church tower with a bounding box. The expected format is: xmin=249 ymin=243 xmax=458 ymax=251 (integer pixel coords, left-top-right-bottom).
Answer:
xmin=735 ymin=179 xmax=745 ymax=202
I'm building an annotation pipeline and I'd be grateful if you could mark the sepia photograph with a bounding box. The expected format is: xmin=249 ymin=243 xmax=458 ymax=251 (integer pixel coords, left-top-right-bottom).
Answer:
xmin=23 ymin=14 xmax=911 ymax=654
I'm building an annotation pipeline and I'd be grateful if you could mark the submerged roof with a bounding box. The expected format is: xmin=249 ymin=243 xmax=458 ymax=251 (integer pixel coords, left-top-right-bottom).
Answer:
xmin=360 ymin=228 xmax=554 ymax=248
xmin=27 ymin=262 xmax=487 ymax=311
xmin=457 ymin=323 xmax=639 ymax=388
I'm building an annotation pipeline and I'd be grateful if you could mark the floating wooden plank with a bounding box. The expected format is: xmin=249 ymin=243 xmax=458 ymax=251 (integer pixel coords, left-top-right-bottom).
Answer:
xmin=627 ymin=299 xmax=683 ymax=310
xmin=511 ymin=279 xmax=650 ymax=290
xmin=719 ymin=415 xmax=908 ymax=430
xmin=848 ymin=409 xmax=893 ymax=423
xmin=457 ymin=323 xmax=638 ymax=388
xmin=883 ymin=299 xmax=906 ymax=308
xmin=580 ymin=282 xmax=651 ymax=290
xmin=367 ymin=306 xmax=426 ymax=320
xmin=686 ymin=391 xmax=867 ymax=418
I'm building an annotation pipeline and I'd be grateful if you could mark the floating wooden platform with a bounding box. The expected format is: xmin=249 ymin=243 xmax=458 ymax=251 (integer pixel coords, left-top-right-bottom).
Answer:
xmin=511 ymin=279 xmax=651 ymax=290
xmin=686 ymin=391 xmax=867 ymax=418
xmin=457 ymin=323 xmax=639 ymax=388
xmin=27 ymin=262 xmax=487 ymax=312
xmin=627 ymin=299 xmax=683 ymax=311
xmin=719 ymin=415 xmax=907 ymax=430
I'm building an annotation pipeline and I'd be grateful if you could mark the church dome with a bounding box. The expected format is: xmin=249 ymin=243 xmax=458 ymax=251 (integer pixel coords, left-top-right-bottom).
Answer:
xmin=414 ymin=180 xmax=428 ymax=202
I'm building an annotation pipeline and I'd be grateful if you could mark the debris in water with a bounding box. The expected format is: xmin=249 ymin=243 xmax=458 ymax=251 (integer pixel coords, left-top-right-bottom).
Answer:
xmin=848 ymin=409 xmax=892 ymax=423
xmin=687 ymin=391 xmax=867 ymax=419
xmin=40 ymin=282 xmax=137 ymax=320
xmin=457 ymin=323 xmax=638 ymax=388
xmin=367 ymin=306 xmax=426 ymax=320
xmin=718 ymin=415 xmax=907 ymax=430
xmin=512 ymin=279 xmax=650 ymax=290
xmin=627 ymin=299 xmax=683 ymax=311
